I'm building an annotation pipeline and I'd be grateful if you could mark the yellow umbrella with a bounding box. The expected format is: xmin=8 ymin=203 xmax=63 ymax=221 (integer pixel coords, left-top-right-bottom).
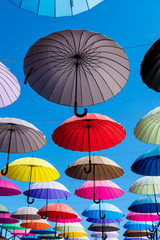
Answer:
xmin=60 ymin=231 xmax=87 ymax=238
xmin=3 ymin=157 xmax=60 ymax=204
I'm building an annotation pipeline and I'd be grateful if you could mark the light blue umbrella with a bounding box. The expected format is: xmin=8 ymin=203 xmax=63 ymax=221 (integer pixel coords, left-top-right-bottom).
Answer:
xmin=82 ymin=203 xmax=124 ymax=219
xmin=128 ymin=196 xmax=160 ymax=213
xmin=123 ymin=220 xmax=156 ymax=231
xmin=9 ymin=0 xmax=104 ymax=18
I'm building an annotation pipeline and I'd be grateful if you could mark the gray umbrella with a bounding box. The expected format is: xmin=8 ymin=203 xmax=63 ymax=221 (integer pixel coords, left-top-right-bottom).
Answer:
xmin=11 ymin=207 xmax=41 ymax=220
xmin=88 ymin=223 xmax=120 ymax=232
xmin=23 ymin=30 xmax=130 ymax=117
xmin=0 ymin=117 xmax=46 ymax=175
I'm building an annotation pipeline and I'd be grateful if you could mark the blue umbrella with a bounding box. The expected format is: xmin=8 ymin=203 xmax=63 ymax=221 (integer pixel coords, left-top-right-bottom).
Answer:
xmin=82 ymin=203 xmax=124 ymax=220
xmin=30 ymin=229 xmax=56 ymax=234
xmin=123 ymin=220 xmax=155 ymax=231
xmin=21 ymin=238 xmax=42 ymax=240
xmin=128 ymin=196 xmax=160 ymax=213
xmin=8 ymin=0 xmax=104 ymax=18
xmin=131 ymin=148 xmax=160 ymax=176
xmin=86 ymin=218 xmax=122 ymax=223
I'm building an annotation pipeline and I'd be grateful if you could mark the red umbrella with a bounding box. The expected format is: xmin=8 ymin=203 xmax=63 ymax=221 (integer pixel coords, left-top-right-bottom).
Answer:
xmin=52 ymin=113 xmax=126 ymax=173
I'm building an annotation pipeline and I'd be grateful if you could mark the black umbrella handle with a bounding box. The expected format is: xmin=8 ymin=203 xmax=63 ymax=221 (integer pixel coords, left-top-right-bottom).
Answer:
xmin=24 ymin=67 xmax=33 ymax=84
xmin=74 ymin=102 xmax=87 ymax=118
xmin=93 ymin=192 xmax=101 ymax=204
xmin=27 ymin=166 xmax=34 ymax=204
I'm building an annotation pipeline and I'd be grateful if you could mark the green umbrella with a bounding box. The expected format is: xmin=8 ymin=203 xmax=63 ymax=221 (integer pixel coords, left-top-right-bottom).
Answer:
xmin=129 ymin=176 xmax=160 ymax=195
xmin=1 ymin=222 xmax=26 ymax=230
xmin=37 ymin=234 xmax=60 ymax=239
xmin=0 ymin=204 xmax=9 ymax=213
xmin=54 ymin=223 xmax=84 ymax=232
xmin=134 ymin=107 xmax=160 ymax=144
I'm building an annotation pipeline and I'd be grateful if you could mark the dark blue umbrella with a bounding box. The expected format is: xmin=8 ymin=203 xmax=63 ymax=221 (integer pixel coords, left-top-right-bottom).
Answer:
xmin=128 ymin=196 xmax=160 ymax=213
xmin=30 ymin=230 xmax=56 ymax=234
xmin=131 ymin=148 xmax=160 ymax=176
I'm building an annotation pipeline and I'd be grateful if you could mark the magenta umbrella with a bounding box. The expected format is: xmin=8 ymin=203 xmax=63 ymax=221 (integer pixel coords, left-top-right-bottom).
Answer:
xmin=126 ymin=212 xmax=160 ymax=221
xmin=11 ymin=230 xmax=35 ymax=236
xmin=0 ymin=179 xmax=21 ymax=196
xmin=48 ymin=214 xmax=82 ymax=223
xmin=0 ymin=213 xmax=19 ymax=224
xmin=75 ymin=180 xmax=124 ymax=202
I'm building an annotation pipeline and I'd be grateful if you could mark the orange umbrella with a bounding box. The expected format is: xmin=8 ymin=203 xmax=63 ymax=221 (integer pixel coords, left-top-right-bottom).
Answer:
xmin=20 ymin=219 xmax=50 ymax=229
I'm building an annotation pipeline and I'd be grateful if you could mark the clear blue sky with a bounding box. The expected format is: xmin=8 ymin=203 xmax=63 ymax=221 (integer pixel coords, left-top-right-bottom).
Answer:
xmin=1 ymin=0 xmax=160 ymax=239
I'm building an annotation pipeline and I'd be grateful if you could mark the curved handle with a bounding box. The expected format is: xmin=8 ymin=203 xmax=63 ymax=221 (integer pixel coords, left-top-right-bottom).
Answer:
xmin=99 ymin=209 xmax=105 ymax=219
xmin=84 ymin=158 xmax=92 ymax=174
xmin=24 ymin=67 xmax=33 ymax=84
xmin=1 ymin=162 xmax=9 ymax=176
xmin=27 ymin=194 xmax=34 ymax=204
xmin=41 ymin=215 xmax=47 ymax=219
xmin=74 ymin=102 xmax=87 ymax=118
xmin=93 ymin=192 xmax=101 ymax=204
xmin=156 ymin=206 xmax=160 ymax=216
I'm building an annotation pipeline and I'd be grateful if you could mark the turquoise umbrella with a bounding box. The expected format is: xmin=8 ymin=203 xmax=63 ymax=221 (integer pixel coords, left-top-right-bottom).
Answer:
xmin=123 ymin=220 xmax=155 ymax=231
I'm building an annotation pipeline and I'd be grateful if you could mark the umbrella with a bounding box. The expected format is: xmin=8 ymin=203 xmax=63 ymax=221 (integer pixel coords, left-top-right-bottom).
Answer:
xmin=65 ymin=155 xmax=124 ymax=180
xmin=48 ymin=214 xmax=82 ymax=223
xmin=134 ymin=107 xmax=160 ymax=145
xmin=75 ymin=180 xmax=124 ymax=202
xmin=59 ymin=231 xmax=87 ymax=238
xmin=82 ymin=203 xmax=124 ymax=220
xmin=88 ymin=223 xmax=119 ymax=232
xmin=0 ymin=117 xmax=46 ymax=176
xmin=123 ymin=230 xmax=152 ymax=237
xmin=30 ymin=229 xmax=56 ymax=234
xmin=140 ymin=39 xmax=160 ymax=92
xmin=3 ymin=157 xmax=59 ymax=204
xmin=20 ymin=219 xmax=51 ymax=229
xmin=23 ymin=181 xmax=71 ymax=216
xmin=0 ymin=179 xmax=21 ymax=196
xmin=11 ymin=207 xmax=41 ymax=220
xmin=21 ymin=237 xmax=40 ymax=240
xmin=0 ymin=62 xmax=20 ymax=108
xmin=23 ymin=30 xmax=129 ymax=117
xmin=37 ymin=234 xmax=58 ymax=239
xmin=53 ymin=222 xmax=84 ymax=232
xmin=0 ymin=213 xmax=19 ymax=224
xmin=86 ymin=218 xmax=122 ymax=223
xmin=66 ymin=238 xmax=89 ymax=240
xmin=9 ymin=1 xmax=104 ymax=18
xmin=131 ymin=148 xmax=160 ymax=176
xmin=124 ymin=238 xmax=148 ymax=240
xmin=90 ymin=231 xmax=119 ymax=238
xmin=123 ymin=220 xmax=155 ymax=231
xmin=11 ymin=230 xmax=35 ymax=236
xmin=1 ymin=222 xmax=26 ymax=230
xmin=0 ymin=204 xmax=9 ymax=213
xmin=126 ymin=212 xmax=160 ymax=221
xmin=128 ymin=196 xmax=160 ymax=213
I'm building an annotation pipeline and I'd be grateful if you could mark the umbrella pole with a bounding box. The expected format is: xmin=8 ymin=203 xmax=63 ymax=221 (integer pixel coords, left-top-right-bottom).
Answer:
xmin=74 ymin=56 xmax=87 ymax=118
xmin=93 ymin=165 xmax=100 ymax=203
xmin=99 ymin=201 xmax=105 ymax=219
xmin=42 ymin=189 xmax=48 ymax=219
xmin=84 ymin=123 xmax=92 ymax=174
xmin=153 ymin=185 xmax=160 ymax=216
xmin=27 ymin=166 xmax=34 ymax=204
xmin=1 ymin=127 xmax=13 ymax=175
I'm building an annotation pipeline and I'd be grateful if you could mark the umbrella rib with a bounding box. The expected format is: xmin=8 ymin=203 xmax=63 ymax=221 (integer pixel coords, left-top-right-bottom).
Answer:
xmin=0 ymin=79 xmax=16 ymax=104
xmin=0 ymin=68 xmax=20 ymax=92
xmin=0 ymin=94 xmax=5 ymax=107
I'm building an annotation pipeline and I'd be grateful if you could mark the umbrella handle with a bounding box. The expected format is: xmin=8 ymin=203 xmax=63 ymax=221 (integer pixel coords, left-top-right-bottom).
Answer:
xmin=93 ymin=193 xmax=101 ymax=204
xmin=27 ymin=194 xmax=34 ymax=204
xmin=84 ymin=159 xmax=92 ymax=174
xmin=156 ymin=206 xmax=160 ymax=216
xmin=1 ymin=161 xmax=9 ymax=175
xmin=24 ymin=67 xmax=33 ymax=84
xmin=74 ymin=102 xmax=87 ymax=118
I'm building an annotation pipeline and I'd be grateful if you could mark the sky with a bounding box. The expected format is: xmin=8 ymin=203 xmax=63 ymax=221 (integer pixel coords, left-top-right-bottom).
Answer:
xmin=1 ymin=0 xmax=160 ymax=239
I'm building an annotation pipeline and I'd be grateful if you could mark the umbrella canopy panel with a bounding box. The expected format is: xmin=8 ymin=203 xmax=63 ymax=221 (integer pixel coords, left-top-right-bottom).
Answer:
xmin=88 ymin=223 xmax=120 ymax=232
xmin=0 ymin=179 xmax=21 ymax=196
xmin=123 ymin=230 xmax=152 ymax=237
xmin=20 ymin=219 xmax=51 ymax=229
xmin=126 ymin=212 xmax=160 ymax=221
xmin=90 ymin=231 xmax=119 ymax=238
xmin=123 ymin=220 xmax=155 ymax=230
xmin=11 ymin=207 xmax=41 ymax=220
xmin=86 ymin=217 xmax=122 ymax=223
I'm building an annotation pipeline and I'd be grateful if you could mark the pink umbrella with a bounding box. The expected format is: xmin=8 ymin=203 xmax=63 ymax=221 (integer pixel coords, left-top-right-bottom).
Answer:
xmin=126 ymin=212 xmax=160 ymax=221
xmin=0 ymin=179 xmax=21 ymax=196
xmin=11 ymin=230 xmax=35 ymax=236
xmin=0 ymin=213 xmax=19 ymax=224
xmin=48 ymin=214 xmax=82 ymax=223
xmin=75 ymin=180 xmax=124 ymax=202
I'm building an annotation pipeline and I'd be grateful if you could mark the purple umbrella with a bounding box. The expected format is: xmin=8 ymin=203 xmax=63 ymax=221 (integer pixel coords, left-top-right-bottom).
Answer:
xmin=0 ymin=179 xmax=21 ymax=196
xmin=86 ymin=218 xmax=122 ymax=223
xmin=0 ymin=62 xmax=20 ymax=108
xmin=91 ymin=231 xmax=119 ymax=238
xmin=0 ymin=213 xmax=19 ymax=224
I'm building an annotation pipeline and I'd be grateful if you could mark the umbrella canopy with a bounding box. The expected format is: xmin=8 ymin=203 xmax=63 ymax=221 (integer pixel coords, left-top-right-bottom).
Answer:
xmin=140 ymin=39 xmax=160 ymax=92
xmin=86 ymin=218 xmax=122 ymax=223
xmin=21 ymin=237 xmax=40 ymax=240
xmin=75 ymin=180 xmax=124 ymax=200
xmin=134 ymin=108 xmax=160 ymax=145
xmin=0 ymin=179 xmax=21 ymax=196
xmin=82 ymin=203 xmax=124 ymax=219
xmin=126 ymin=212 xmax=160 ymax=221
xmin=9 ymin=1 xmax=104 ymax=17
xmin=20 ymin=219 xmax=51 ymax=229
xmin=124 ymin=238 xmax=148 ymax=240
xmin=30 ymin=229 xmax=55 ymax=234
xmin=65 ymin=155 xmax=124 ymax=180
xmin=88 ymin=223 xmax=120 ymax=232
xmin=90 ymin=231 xmax=119 ymax=238
xmin=131 ymin=148 xmax=160 ymax=176
xmin=11 ymin=230 xmax=35 ymax=236
xmin=123 ymin=230 xmax=152 ymax=237
xmin=37 ymin=234 xmax=57 ymax=239
xmin=48 ymin=214 xmax=82 ymax=223
xmin=3 ymin=157 xmax=60 ymax=204
xmin=129 ymin=176 xmax=160 ymax=194
xmin=53 ymin=222 xmax=84 ymax=232
xmin=1 ymin=222 xmax=26 ymax=230
xmin=123 ymin=220 xmax=155 ymax=231
xmin=0 ymin=204 xmax=9 ymax=213
xmin=0 ymin=213 xmax=19 ymax=224
xmin=24 ymin=30 xmax=129 ymax=117
xmin=59 ymin=231 xmax=87 ymax=238
xmin=128 ymin=196 xmax=160 ymax=213
xmin=67 ymin=238 xmax=89 ymax=240
xmin=37 ymin=203 xmax=78 ymax=219
xmin=0 ymin=62 xmax=20 ymax=108
xmin=11 ymin=207 xmax=41 ymax=220
xmin=0 ymin=117 xmax=46 ymax=176
xmin=23 ymin=181 xmax=71 ymax=199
